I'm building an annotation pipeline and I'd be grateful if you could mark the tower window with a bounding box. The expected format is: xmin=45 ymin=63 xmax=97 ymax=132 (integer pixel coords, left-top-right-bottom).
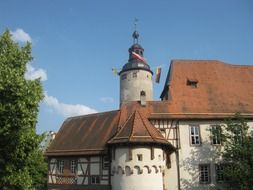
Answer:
xmin=137 ymin=154 xmax=143 ymax=161
xmin=121 ymin=74 xmax=127 ymax=80
xmin=133 ymin=72 xmax=137 ymax=78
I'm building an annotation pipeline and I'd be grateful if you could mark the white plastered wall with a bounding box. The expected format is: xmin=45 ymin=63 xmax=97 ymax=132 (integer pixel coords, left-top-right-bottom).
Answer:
xmin=111 ymin=146 xmax=166 ymax=190
xmin=120 ymin=70 xmax=153 ymax=104
xmin=165 ymin=120 xmax=253 ymax=190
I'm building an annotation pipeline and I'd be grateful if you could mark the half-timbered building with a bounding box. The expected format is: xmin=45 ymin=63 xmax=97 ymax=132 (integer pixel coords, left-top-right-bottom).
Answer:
xmin=46 ymin=30 xmax=253 ymax=190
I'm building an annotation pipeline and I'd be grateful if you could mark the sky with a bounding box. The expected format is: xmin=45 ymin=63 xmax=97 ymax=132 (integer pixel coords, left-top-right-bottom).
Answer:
xmin=0 ymin=0 xmax=253 ymax=133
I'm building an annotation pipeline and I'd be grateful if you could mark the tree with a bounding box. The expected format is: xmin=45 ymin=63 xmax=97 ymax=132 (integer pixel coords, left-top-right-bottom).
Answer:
xmin=220 ymin=113 xmax=253 ymax=190
xmin=0 ymin=30 xmax=47 ymax=190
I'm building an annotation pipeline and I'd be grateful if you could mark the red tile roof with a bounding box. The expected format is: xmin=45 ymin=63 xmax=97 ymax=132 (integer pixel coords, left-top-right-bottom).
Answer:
xmin=46 ymin=60 xmax=253 ymax=156
xmin=108 ymin=109 xmax=170 ymax=145
xmin=160 ymin=60 xmax=253 ymax=114
xmin=46 ymin=110 xmax=120 ymax=156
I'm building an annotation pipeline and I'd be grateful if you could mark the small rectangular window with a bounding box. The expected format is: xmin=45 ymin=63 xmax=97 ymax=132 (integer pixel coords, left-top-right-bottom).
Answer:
xmin=137 ymin=154 xmax=143 ymax=161
xmin=190 ymin=125 xmax=201 ymax=145
xmin=211 ymin=125 xmax=221 ymax=145
xmin=121 ymin=74 xmax=127 ymax=80
xmin=151 ymin=147 xmax=154 ymax=160
xmin=133 ymin=72 xmax=137 ymax=78
xmin=57 ymin=160 xmax=64 ymax=174
xmin=91 ymin=176 xmax=100 ymax=184
xmin=199 ymin=164 xmax=211 ymax=184
xmin=70 ymin=160 xmax=77 ymax=174
xmin=215 ymin=164 xmax=225 ymax=182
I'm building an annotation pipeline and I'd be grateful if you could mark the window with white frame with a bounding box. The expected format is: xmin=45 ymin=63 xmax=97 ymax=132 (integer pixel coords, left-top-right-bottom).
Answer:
xmin=57 ymin=160 xmax=64 ymax=174
xmin=70 ymin=160 xmax=77 ymax=174
xmin=215 ymin=164 xmax=225 ymax=182
xmin=190 ymin=125 xmax=201 ymax=145
xmin=199 ymin=164 xmax=210 ymax=184
xmin=91 ymin=176 xmax=100 ymax=184
xmin=211 ymin=125 xmax=221 ymax=145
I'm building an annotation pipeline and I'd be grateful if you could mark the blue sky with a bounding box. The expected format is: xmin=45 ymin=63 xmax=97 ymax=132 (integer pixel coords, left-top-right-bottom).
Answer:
xmin=1 ymin=0 xmax=253 ymax=133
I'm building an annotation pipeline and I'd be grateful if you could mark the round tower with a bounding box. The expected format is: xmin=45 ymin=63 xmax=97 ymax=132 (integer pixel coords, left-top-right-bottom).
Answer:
xmin=108 ymin=109 xmax=175 ymax=190
xmin=119 ymin=30 xmax=153 ymax=105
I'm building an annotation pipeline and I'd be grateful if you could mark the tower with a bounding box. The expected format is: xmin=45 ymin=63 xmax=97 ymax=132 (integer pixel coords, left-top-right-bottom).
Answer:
xmin=119 ymin=29 xmax=153 ymax=105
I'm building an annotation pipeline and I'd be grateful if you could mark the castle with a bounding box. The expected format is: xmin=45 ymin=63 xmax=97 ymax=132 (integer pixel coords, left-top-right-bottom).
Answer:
xmin=46 ymin=29 xmax=253 ymax=190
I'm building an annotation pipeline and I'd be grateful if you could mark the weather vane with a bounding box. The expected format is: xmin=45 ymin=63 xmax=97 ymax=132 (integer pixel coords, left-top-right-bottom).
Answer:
xmin=132 ymin=18 xmax=139 ymax=44
xmin=134 ymin=18 xmax=138 ymax=31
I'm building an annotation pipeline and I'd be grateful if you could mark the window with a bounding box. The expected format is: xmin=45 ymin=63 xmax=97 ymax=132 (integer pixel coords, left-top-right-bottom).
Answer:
xmin=211 ymin=125 xmax=221 ymax=145
xmin=137 ymin=154 xmax=143 ymax=161
xmin=190 ymin=125 xmax=201 ymax=145
xmin=103 ymin=156 xmax=109 ymax=169
xmin=128 ymin=148 xmax=132 ymax=160
xmin=121 ymin=74 xmax=127 ymax=80
xmin=91 ymin=176 xmax=100 ymax=184
xmin=215 ymin=164 xmax=225 ymax=182
xmin=57 ymin=160 xmax=64 ymax=174
xmin=199 ymin=164 xmax=211 ymax=184
xmin=187 ymin=79 xmax=198 ymax=88
xmin=133 ymin=72 xmax=137 ymax=78
xmin=151 ymin=147 xmax=154 ymax=160
xmin=70 ymin=160 xmax=77 ymax=174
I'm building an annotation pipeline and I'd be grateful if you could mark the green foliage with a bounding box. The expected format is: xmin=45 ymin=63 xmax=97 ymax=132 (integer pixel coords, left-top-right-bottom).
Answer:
xmin=0 ymin=30 xmax=47 ymax=190
xmin=220 ymin=113 xmax=253 ymax=190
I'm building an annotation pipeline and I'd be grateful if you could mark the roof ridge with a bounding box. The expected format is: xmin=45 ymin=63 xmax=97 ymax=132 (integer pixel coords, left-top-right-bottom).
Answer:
xmin=116 ymin=111 xmax=136 ymax=139
xmin=66 ymin=109 xmax=119 ymax=120
xmin=129 ymin=111 xmax=137 ymax=141
xmin=136 ymin=110 xmax=153 ymax=140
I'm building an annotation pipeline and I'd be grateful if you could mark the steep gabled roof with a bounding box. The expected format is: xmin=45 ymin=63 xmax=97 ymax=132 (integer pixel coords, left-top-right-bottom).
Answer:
xmin=45 ymin=110 xmax=120 ymax=156
xmin=160 ymin=60 xmax=253 ymax=114
xmin=108 ymin=109 xmax=169 ymax=145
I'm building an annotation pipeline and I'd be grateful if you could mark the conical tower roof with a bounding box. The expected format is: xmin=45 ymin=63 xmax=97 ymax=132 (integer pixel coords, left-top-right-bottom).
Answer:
xmin=108 ymin=109 xmax=172 ymax=148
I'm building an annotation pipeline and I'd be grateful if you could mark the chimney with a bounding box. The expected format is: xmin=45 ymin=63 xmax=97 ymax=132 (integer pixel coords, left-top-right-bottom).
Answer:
xmin=140 ymin=91 xmax=146 ymax=106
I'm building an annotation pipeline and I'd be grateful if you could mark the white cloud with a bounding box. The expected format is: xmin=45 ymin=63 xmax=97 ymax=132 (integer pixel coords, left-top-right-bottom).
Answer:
xmin=11 ymin=28 xmax=32 ymax=43
xmin=44 ymin=92 xmax=97 ymax=117
xmin=99 ymin=97 xmax=114 ymax=103
xmin=25 ymin=63 xmax=47 ymax=81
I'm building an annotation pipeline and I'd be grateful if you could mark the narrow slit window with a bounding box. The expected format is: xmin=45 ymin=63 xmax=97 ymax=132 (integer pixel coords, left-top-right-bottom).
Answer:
xmin=137 ymin=154 xmax=143 ymax=161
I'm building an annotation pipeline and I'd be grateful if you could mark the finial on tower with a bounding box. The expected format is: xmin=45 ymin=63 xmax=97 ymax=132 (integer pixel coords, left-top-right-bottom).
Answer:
xmin=132 ymin=18 xmax=139 ymax=44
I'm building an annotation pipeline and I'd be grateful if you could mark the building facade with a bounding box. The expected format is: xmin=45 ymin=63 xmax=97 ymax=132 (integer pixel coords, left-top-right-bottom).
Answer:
xmin=46 ymin=31 xmax=253 ymax=190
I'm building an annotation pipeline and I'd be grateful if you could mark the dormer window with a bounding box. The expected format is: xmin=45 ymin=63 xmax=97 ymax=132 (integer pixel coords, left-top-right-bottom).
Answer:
xmin=187 ymin=79 xmax=198 ymax=88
